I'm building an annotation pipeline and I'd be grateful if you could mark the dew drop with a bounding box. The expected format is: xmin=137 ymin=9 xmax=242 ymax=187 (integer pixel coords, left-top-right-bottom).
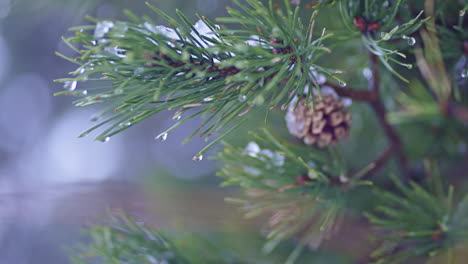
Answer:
xmin=461 ymin=69 xmax=468 ymax=79
xmin=339 ymin=81 xmax=347 ymax=87
xmin=192 ymin=154 xmax=203 ymax=161
xmin=78 ymin=68 xmax=89 ymax=81
xmin=104 ymin=137 xmax=111 ymax=142
xmin=104 ymin=46 xmax=126 ymax=59
xmin=91 ymin=40 xmax=98 ymax=46
xmin=315 ymin=73 xmax=327 ymax=85
xmin=406 ymin=64 xmax=413 ymax=69
xmin=281 ymin=104 xmax=288 ymax=110
xmin=239 ymin=94 xmax=247 ymax=102
xmin=119 ymin=122 xmax=132 ymax=128
xmin=203 ymin=96 xmax=214 ymax=102
xmin=156 ymin=132 xmax=168 ymax=141
xmin=460 ymin=9 xmax=466 ymax=17
xmin=64 ymin=80 xmax=78 ymax=91
xmin=402 ymin=35 xmax=416 ymax=46
xmin=362 ymin=67 xmax=372 ymax=80
xmin=80 ymin=90 xmax=88 ymax=96
xmin=172 ymin=113 xmax=182 ymax=121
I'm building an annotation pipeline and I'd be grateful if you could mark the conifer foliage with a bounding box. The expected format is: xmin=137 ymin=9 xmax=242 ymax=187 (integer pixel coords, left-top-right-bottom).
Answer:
xmin=57 ymin=0 xmax=468 ymax=263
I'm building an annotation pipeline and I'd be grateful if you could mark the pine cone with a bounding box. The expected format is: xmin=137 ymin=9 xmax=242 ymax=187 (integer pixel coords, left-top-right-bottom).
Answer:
xmin=285 ymin=91 xmax=351 ymax=147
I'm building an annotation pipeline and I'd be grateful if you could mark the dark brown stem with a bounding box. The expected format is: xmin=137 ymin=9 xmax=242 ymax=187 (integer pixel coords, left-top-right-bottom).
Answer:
xmin=329 ymin=54 xmax=409 ymax=179
xmin=368 ymin=53 xmax=409 ymax=175
xmin=358 ymin=145 xmax=397 ymax=180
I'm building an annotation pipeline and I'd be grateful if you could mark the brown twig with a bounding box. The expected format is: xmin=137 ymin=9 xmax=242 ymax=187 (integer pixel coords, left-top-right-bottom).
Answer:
xmin=368 ymin=53 xmax=408 ymax=174
xmin=339 ymin=53 xmax=409 ymax=180
xmin=358 ymin=145 xmax=398 ymax=181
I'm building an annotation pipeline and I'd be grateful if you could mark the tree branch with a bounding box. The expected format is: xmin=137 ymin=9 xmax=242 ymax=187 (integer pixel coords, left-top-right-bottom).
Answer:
xmin=368 ymin=53 xmax=409 ymax=175
xmin=352 ymin=145 xmax=397 ymax=181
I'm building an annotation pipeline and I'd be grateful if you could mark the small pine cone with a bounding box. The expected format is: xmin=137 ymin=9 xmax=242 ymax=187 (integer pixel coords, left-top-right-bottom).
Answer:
xmin=285 ymin=93 xmax=352 ymax=147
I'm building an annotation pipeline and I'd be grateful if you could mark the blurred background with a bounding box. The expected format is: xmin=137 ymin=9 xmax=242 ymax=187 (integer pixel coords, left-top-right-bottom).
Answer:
xmin=0 ymin=0 xmax=252 ymax=263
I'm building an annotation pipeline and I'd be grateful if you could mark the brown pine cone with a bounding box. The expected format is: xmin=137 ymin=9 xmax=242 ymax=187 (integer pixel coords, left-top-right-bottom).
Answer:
xmin=285 ymin=91 xmax=352 ymax=147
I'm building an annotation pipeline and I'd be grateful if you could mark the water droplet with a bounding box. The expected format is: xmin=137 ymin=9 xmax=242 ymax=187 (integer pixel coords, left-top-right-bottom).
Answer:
xmin=80 ymin=90 xmax=88 ymax=96
xmin=460 ymin=9 xmax=466 ymax=17
xmin=104 ymin=137 xmax=110 ymax=142
xmin=362 ymin=68 xmax=372 ymax=80
xmin=104 ymin=46 xmax=126 ymax=59
xmin=461 ymin=69 xmax=468 ymax=79
xmin=155 ymin=132 xmax=168 ymax=141
xmin=406 ymin=64 xmax=413 ymax=69
xmin=339 ymin=175 xmax=349 ymax=183
xmin=172 ymin=113 xmax=182 ymax=121
xmin=239 ymin=94 xmax=247 ymax=102
xmin=94 ymin=20 xmax=115 ymax=39
xmin=203 ymin=96 xmax=214 ymax=102
xmin=339 ymin=81 xmax=347 ymax=87
xmin=315 ymin=73 xmax=327 ymax=85
xmin=64 ymin=80 xmax=77 ymax=91
xmin=281 ymin=104 xmax=288 ymax=110
xmin=119 ymin=122 xmax=132 ymax=128
xmin=402 ymin=35 xmax=416 ymax=46
xmin=78 ymin=68 xmax=89 ymax=81
xmin=192 ymin=154 xmax=203 ymax=161
xmin=91 ymin=40 xmax=98 ymax=46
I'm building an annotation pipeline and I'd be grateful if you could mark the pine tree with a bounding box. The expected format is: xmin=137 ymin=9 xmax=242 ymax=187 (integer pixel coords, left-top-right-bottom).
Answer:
xmin=56 ymin=0 xmax=468 ymax=263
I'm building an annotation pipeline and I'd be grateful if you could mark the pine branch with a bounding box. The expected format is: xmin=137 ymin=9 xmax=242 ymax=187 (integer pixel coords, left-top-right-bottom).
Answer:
xmin=71 ymin=212 xmax=248 ymax=264
xmin=365 ymin=174 xmax=468 ymax=263
xmin=337 ymin=0 xmax=428 ymax=82
xmin=55 ymin=0 xmax=340 ymax=156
